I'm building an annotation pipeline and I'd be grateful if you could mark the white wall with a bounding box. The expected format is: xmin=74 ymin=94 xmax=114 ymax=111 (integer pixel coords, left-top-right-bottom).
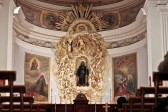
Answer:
xmin=0 ymin=0 xmax=10 ymax=70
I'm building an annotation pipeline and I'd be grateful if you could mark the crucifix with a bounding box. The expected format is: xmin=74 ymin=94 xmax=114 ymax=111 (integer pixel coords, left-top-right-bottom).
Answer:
xmin=103 ymin=103 xmax=110 ymax=112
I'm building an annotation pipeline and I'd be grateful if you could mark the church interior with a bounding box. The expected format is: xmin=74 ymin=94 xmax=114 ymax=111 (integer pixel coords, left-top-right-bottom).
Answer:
xmin=0 ymin=0 xmax=168 ymax=112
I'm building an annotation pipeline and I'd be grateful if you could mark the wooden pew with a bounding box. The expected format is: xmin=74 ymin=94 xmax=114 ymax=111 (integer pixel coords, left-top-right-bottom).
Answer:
xmin=0 ymin=96 xmax=34 ymax=111
xmin=119 ymin=87 xmax=168 ymax=112
xmin=140 ymin=86 xmax=168 ymax=111
xmin=0 ymin=85 xmax=34 ymax=112
xmin=0 ymin=85 xmax=26 ymax=111
xmin=121 ymin=97 xmax=159 ymax=112
xmin=0 ymin=71 xmax=37 ymax=112
xmin=153 ymin=72 xmax=168 ymax=107
xmin=0 ymin=71 xmax=16 ymax=112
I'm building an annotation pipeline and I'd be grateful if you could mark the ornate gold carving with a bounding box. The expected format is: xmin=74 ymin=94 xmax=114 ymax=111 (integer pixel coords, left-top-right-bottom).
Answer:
xmin=53 ymin=20 xmax=109 ymax=103
xmin=56 ymin=4 xmax=109 ymax=32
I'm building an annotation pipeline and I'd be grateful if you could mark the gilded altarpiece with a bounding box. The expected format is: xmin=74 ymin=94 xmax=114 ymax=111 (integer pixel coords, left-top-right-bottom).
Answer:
xmin=24 ymin=52 xmax=50 ymax=102
xmin=53 ymin=4 xmax=110 ymax=103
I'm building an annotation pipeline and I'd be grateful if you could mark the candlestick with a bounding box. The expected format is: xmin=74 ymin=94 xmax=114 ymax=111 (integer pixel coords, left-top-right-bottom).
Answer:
xmin=51 ymin=78 xmax=53 ymax=104
xmin=101 ymin=89 xmax=103 ymax=104
xmin=95 ymin=93 xmax=96 ymax=112
xmin=110 ymin=89 xmax=111 ymax=103
xmin=55 ymin=93 xmax=56 ymax=112
xmin=65 ymin=99 xmax=67 ymax=112
xmin=106 ymin=92 xmax=108 ymax=103
xmin=90 ymin=94 xmax=91 ymax=104
xmin=95 ymin=101 xmax=96 ymax=112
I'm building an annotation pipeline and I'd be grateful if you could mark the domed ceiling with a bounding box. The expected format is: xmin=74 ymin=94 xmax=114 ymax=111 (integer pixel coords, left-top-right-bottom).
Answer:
xmin=16 ymin=0 xmax=145 ymax=32
xmin=37 ymin=0 xmax=123 ymax=6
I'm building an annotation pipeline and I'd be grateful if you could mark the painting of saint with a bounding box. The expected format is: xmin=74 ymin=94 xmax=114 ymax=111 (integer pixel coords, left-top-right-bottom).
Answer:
xmin=112 ymin=53 xmax=137 ymax=101
xmin=30 ymin=59 xmax=38 ymax=70
xmin=24 ymin=52 xmax=50 ymax=102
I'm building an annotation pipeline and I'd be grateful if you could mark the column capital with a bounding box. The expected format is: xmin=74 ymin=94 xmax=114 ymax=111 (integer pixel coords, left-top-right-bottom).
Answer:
xmin=157 ymin=3 xmax=168 ymax=14
xmin=144 ymin=0 xmax=168 ymax=13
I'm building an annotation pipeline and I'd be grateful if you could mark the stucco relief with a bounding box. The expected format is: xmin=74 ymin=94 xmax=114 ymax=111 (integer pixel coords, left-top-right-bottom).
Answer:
xmin=107 ymin=31 xmax=146 ymax=49
xmin=16 ymin=33 xmax=55 ymax=48
xmin=15 ymin=30 xmax=146 ymax=49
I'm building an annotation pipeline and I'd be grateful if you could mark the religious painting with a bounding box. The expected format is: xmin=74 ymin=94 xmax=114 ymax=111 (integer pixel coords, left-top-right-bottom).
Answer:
xmin=112 ymin=53 xmax=137 ymax=102
xmin=24 ymin=52 xmax=50 ymax=103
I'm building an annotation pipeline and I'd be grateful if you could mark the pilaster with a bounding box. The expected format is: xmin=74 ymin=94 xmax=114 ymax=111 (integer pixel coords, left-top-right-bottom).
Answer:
xmin=158 ymin=3 xmax=168 ymax=55
xmin=7 ymin=0 xmax=16 ymax=70
xmin=144 ymin=0 xmax=168 ymax=86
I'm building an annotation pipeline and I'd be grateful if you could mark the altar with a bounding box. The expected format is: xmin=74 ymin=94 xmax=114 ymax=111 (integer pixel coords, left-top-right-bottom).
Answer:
xmin=39 ymin=103 xmax=117 ymax=112
xmin=39 ymin=93 xmax=117 ymax=112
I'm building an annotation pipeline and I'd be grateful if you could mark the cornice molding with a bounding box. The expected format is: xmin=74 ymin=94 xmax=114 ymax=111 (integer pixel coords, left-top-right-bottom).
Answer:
xmin=144 ymin=0 xmax=168 ymax=13
xmin=108 ymin=38 xmax=147 ymax=55
xmin=107 ymin=31 xmax=146 ymax=49
xmin=144 ymin=0 xmax=157 ymax=13
xmin=157 ymin=3 xmax=168 ymax=13
xmin=15 ymin=37 xmax=55 ymax=54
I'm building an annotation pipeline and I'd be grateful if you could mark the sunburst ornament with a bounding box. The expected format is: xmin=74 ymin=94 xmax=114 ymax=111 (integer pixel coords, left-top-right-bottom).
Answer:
xmin=55 ymin=4 xmax=109 ymax=32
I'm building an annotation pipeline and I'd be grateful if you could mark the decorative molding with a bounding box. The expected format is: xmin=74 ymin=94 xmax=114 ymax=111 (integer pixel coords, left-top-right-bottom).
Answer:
xmin=144 ymin=0 xmax=157 ymax=13
xmin=15 ymin=37 xmax=55 ymax=54
xmin=108 ymin=38 xmax=147 ymax=55
xmin=107 ymin=31 xmax=146 ymax=49
xmin=143 ymin=0 xmax=168 ymax=13
xmin=14 ymin=28 xmax=146 ymax=50
xmin=15 ymin=31 xmax=56 ymax=49
xmin=157 ymin=3 xmax=168 ymax=13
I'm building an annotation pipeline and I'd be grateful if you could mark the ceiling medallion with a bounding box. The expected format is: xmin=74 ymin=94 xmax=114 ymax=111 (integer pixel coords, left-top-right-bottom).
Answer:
xmin=55 ymin=4 xmax=109 ymax=32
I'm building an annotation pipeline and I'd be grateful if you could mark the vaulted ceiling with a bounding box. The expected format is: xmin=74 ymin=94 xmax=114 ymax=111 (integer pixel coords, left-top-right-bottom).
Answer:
xmin=37 ymin=0 xmax=123 ymax=6
xmin=16 ymin=0 xmax=145 ymax=32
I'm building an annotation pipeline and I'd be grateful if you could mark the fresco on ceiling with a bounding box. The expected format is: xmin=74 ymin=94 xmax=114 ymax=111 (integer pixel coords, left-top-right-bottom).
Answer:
xmin=37 ymin=0 xmax=123 ymax=6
